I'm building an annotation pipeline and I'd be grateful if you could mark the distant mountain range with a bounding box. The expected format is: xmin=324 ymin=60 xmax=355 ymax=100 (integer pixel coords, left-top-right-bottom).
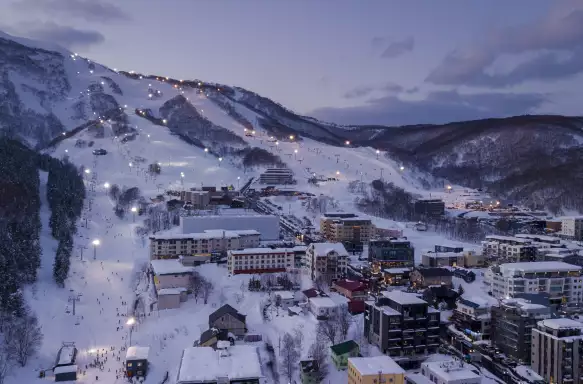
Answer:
xmin=1 ymin=30 xmax=582 ymax=212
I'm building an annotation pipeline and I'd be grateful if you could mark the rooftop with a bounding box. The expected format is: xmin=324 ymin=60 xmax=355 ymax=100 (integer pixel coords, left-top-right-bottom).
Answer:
xmin=383 ymin=267 xmax=411 ymax=274
xmin=538 ymin=318 xmax=583 ymax=330
xmin=150 ymin=229 xmax=260 ymax=240
xmin=422 ymin=360 xmax=480 ymax=381
xmin=423 ymin=251 xmax=463 ymax=258
xmin=330 ymin=340 xmax=359 ymax=356
xmin=416 ymin=267 xmax=453 ymax=277
xmin=405 ymin=373 xmax=433 ymax=384
xmin=515 ymin=234 xmax=560 ymax=243
xmin=54 ymin=365 xmax=77 ymax=375
xmin=310 ymin=242 xmax=349 ymax=257
xmin=485 ymin=235 xmax=532 ymax=243
xmin=333 ymin=279 xmax=367 ymax=292
xmin=150 ymin=259 xmax=194 ymax=276
xmin=382 ymin=290 xmax=427 ymax=305
xmin=126 ymin=346 xmax=150 ymax=361
xmin=500 ymin=261 xmax=582 ymax=274
xmin=349 ymin=356 xmax=405 ymax=376
xmin=310 ymin=296 xmax=341 ymax=308
xmin=276 ymin=291 xmax=295 ymax=300
xmin=177 ymin=346 xmax=262 ymax=383
xmin=229 ymin=247 xmax=297 ymax=255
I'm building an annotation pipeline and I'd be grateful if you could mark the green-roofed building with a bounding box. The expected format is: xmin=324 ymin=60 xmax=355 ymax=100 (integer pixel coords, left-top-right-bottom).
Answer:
xmin=330 ymin=340 xmax=360 ymax=370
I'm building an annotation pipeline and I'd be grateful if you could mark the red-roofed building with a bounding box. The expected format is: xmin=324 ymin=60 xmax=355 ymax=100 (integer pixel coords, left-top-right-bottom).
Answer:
xmin=347 ymin=300 xmax=365 ymax=314
xmin=332 ymin=279 xmax=369 ymax=301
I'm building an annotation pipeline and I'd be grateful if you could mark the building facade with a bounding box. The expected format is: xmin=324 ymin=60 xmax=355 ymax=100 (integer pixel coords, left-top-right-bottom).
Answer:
xmin=227 ymin=248 xmax=295 ymax=275
xmin=414 ymin=199 xmax=445 ymax=218
xmin=364 ymin=291 xmax=440 ymax=368
xmin=179 ymin=190 xmax=210 ymax=208
xmin=348 ymin=356 xmax=405 ymax=384
xmin=531 ymin=318 xmax=583 ymax=384
xmin=420 ymin=360 xmax=481 ymax=384
xmin=452 ymin=297 xmax=491 ymax=341
xmin=481 ymin=235 xmax=537 ymax=262
xmin=561 ymin=217 xmax=583 ymax=240
xmin=490 ymin=298 xmax=551 ymax=362
xmin=149 ymin=229 xmax=260 ymax=260
xmin=422 ymin=252 xmax=464 ymax=268
xmin=320 ymin=213 xmax=374 ymax=253
xmin=259 ymin=168 xmax=294 ymax=184
xmin=304 ymin=243 xmax=348 ymax=283
xmin=484 ymin=261 xmax=583 ymax=305
xmin=369 ymin=239 xmax=415 ymax=270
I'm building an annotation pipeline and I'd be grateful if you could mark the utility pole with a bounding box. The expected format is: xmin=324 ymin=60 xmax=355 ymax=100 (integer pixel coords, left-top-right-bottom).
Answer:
xmin=68 ymin=293 xmax=81 ymax=316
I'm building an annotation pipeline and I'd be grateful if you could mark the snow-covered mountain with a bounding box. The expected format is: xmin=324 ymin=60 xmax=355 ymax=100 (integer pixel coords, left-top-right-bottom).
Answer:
xmin=2 ymin=30 xmax=583 ymax=210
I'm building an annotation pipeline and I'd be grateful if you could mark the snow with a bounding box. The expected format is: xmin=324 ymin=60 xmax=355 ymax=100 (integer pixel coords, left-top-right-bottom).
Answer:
xmin=181 ymin=215 xmax=280 ymax=240
xmin=275 ymin=291 xmax=295 ymax=300
xmin=382 ymin=290 xmax=427 ymax=305
xmin=349 ymin=355 xmax=405 ymax=375
xmin=311 ymin=242 xmax=349 ymax=256
xmin=230 ymin=247 xmax=297 ymax=255
xmin=57 ymin=346 xmax=76 ymax=366
xmin=176 ymin=346 xmax=262 ymax=383
xmin=422 ymin=360 xmax=481 ymax=382
xmin=514 ymin=365 xmax=544 ymax=382
xmin=126 ymin=346 xmax=150 ymax=361
xmin=538 ymin=318 xmax=583 ymax=330
xmin=309 ymin=297 xmax=339 ymax=308
xmin=501 ymin=261 xmax=582 ymax=274
xmin=150 ymin=229 xmax=260 ymax=240
xmin=158 ymin=288 xmax=187 ymax=295
xmin=53 ymin=365 xmax=78 ymax=374
xmin=150 ymin=259 xmax=194 ymax=275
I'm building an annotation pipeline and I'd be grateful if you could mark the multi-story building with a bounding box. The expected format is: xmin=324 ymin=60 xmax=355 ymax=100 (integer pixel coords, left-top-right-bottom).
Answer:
xmin=182 ymin=214 xmax=280 ymax=240
xmin=320 ymin=213 xmax=374 ymax=253
xmin=348 ymin=356 xmax=405 ymax=384
xmin=179 ymin=190 xmax=210 ymax=209
xmin=481 ymin=235 xmax=536 ymax=262
xmin=435 ymin=244 xmax=464 ymax=253
xmin=369 ymin=239 xmax=414 ymax=271
xmin=364 ymin=291 xmax=440 ymax=369
xmin=464 ymin=250 xmax=486 ymax=268
xmin=149 ymin=229 xmax=260 ymax=260
xmin=484 ymin=261 xmax=583 ymax=305
xmin=227 ymin=247 xmax=295 ymax=275
xmin=452 ymin=297 xmax=492 ymax=341
xmin=332 ymin=279 xmax=369 ymax=301
xmin=410 ymin=268 xmax=453 ymax=289
xmin=514 ymin=234 xmax=561 ymax=245
xmin=419 ymin=360 xmax=481 ymax=384
xmin=414 ymin=199 xmax=445 ymax=218
xmin=531 ymin=318 xmax=583 ymax=384
xmin=258 ymin=168 xmax=294 ymax=184
xmin=422 ymin=251 xmax=464 ymax=268
xmin=561 ymin=217 xmax=583 ymax=240
xmin=490 ymin=298 xmax=551 ymax=362
xmin=304 ymin=243 xmax=348 ymax=283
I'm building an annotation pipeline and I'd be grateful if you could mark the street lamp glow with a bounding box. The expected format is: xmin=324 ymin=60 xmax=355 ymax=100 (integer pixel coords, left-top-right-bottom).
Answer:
xmin=103 ymin=182 xmax=110 ymax=189
xmin=131 ymin=207 xmax=137 ymax=213
xmin=92 ymin=239 xmax=100 ymax=246
xmin=147 ymin=134 xmax=150 ymax=138
xmin=345 ymin=140 xmax=350 ymax=145
xmin=180 ymin=172 xmax=184 ymax=178
xmin=275 ymin=141 xmax=279 ymax=146
xmin=237 ymin=176 xmax=240 ymax=180
xmin=289 ymin=135 xmax=294 ymax=140
xmin=162 ymin=119 xmax=167 ymax=124
xmin=126 ymin=317 xmax=136 ymax=326
xmin=218 ymin=157 xmax=223 ymax=162
xmin=336 ymin=171 xmax=340 ymax=175
xmin=129 ymin=162 xmax=133 ymax=167
xmin=376 ymin=150 xmax=380 ymax=154
xmin=399 ymin=166 xmax=405 ymax=171
xmin=447 ymin=185 xmax=452 ymax=190
xmin=251 ymin=130 xmax=255 ymax=135
xmin=204 ymin=148 xmax=208 ymax=152
xmin=294 ymin=149 xmax=298 ymax=154
xmin=84 ymin=169 xmax=91 ymax=174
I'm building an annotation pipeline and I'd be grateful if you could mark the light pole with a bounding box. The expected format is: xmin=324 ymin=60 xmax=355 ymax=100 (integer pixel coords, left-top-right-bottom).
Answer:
xmin=294 ymin=149 xmax=298 ymax=160
xmin=129 ymin=162 xmax=133 ymax=171
xmin=92 ymin=239 xmax=100 ymax=260
xmin=180 ymin=172 xmax=185 ymax=186
xmin=126 ymin=317 xmax=136 ymax=346
xmin=376 ymin=149 xmax=380 ymax=159
xmin=345 ymin=140 xmax=350 ymax=146
xmin=380 ymin=168 xmax=384 ymax=179
xmin=289 ymin=135 xmax=294 ymax=141
xmin=237 ymin=176 xmax=240 ymax=190
xmin=399 ymin=166 xmax=405 ymax=171
xmin=204 ymin=148 xmax=208 ymax=156
xmin=131 ymin=207 xmax=137 ymax=222
xmin=218 ymin=157 xmax=223 ymax=167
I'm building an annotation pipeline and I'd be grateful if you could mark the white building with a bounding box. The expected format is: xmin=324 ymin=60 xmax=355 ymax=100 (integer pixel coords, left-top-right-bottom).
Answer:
xmin=481 ymin=235 xmax=536 ymax=262
xmin=308 ymin=293 xmax=348 ymax=318
xmin=176 ymin=345 xmax=262 ymax=384
xmin=274 ymin=291 xmax=296 ymax=309
xmin=259 ymin=168 xmax=294 ymax=184
xmin=149 ymin=229 xmax=260 ymax=260
xmin=484 ymin=261 xmax=583 ymax=304
xmin=182 ymin=214 xmax=280 ymax=240
xmin=304 ymin=243 xmax=348 ymax=283
xmin=561 ymin=217 xmax=583 ymax=240
xmin=150 ymin=259 xmax=194 ymax=289
xmin=420 ymin=359 xmax=481 ymax=384
xmin=228 ymin=247 xmax=294 ymax=275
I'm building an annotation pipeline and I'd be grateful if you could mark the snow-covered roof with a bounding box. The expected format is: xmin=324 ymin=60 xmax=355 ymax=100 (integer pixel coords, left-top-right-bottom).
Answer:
xmin=382 ymin=290 xmax=427 ymax=305
xmin=485 ymin=235 xmax=531 ymax=244
xmin=310 ymin=242 xmax=349 ymax=257
xmin=158 ymin=287 xmax=187 ymax=295
xmin=310 ymin=297 xmax=340 ymax=308
xmin=150 ymin=259 xmax=194 ymax=275
xmin=126 ymin=346 xmax=150 ymax=361
xmin=423 ymin=252 xmax=463 ymax=258
xmin=515 ymin=234 xmax=560 ymax=243
xmin=276 ymin=291 xmax=295 ymax=300
xmin=405 ymin=373 xmax=433 ymax=384
xmin=288 ymin=306 xmax=303 ymax=314
xmin=383 ymin=268 xmax=411 ymax=274
xmin=150 ymin=229 xmax=260 ymax=240
xmin=422 ymin=360 xmax=480 ymax=381
xmin=538 ymin=318 xmax=583 ymax=330
xmin=514 ymin=365 xmax=544 ymax=382
xmin=501 ymin=298 xmax=548 ymax=311
xmin=177 ymin=346 xmax=262 ymax=383
xmin=500 ymin=261 xmax=581 ymax=274
xmin=54 ymin=365 xmax=77 ymax=374
xmin=229 ymin=247 xmax=295 ymax=255
xmin=349 ymin=356 xmax=405 ymax=375
xmin=57 ymin=346 xmax=76 ymax=365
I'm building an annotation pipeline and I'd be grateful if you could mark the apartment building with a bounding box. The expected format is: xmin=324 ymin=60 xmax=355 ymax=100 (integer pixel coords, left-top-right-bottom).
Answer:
xmin=420 ymin=360 xmax=481 ymax=384
xmin=320 ymin=213 xmax=374 ymax=253
xmin=348 ymin=356 xmax=405 ymax=384
xmin=422 ymin=251 xmax=464 ymax=268
xmin=531 ymin=318 xmax=583 ymax=384
xmin=227 ymin=248 xmax=295 ymax=275
xmin=304 ymin=243 xmax=348 ymax=283
xmin=484 ymin=261 xmax=583 ymax=305
xmin=452 ymin=297 xmax=492 ymax=341
xmin=258 ymin=168 xmax=294 ymax=184
xmin=514 ymin=234 xmax=561 ymax=245
xmin=490 ymin=298 xmax=551 ymax=362
xmin=179 ymin=190 xmax=210 ymax=209
xmin=481 ymin=235 xmax=536 ymax=262
xmin=369 ymin=239 xmax=415 ymax=270
xmin=561 ymin=217 xmax=583 ymax=241
xmin=364 ymin=291 xmax=440 ymax=369
xmin=149 ymin=229 xmax=260 ymax=260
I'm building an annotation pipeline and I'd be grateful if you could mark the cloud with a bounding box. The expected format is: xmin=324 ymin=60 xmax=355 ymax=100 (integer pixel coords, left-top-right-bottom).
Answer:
xmin=426 ymin=8 xmax=583 ymax=87
xmin=13 ymin=0 xmax=129 ymax=23
xmin=312 ymin=90 xmax=547 ymax=126
xmin=343 ymin=82 xmax=404 ymax=99
xmin=18 ymin=22 xmax=105 ymax=49
xmin=381 ymin=36 xmax=414 ymax=59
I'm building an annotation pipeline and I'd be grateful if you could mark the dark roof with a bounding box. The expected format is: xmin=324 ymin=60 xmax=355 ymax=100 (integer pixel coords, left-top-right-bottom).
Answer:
xmin=458 ymin=298 xmax=482 ymax=309
xmin=425 ymin=285 xmax=458 ymax=299
xmin=199 ymin=328 xmax=228 ymax=344
xmin=417 ymin=268 xmax=453 ymax=277
xmin=302 ymin=288 xmax=321 ymax=298
xmin=330 ymin=340 xmax=359 ymax=356
xmin=209 ymin=304 xmax=246 ymax=325
xmin=300 ymin=359 xmax=319 ymax=373
xmin=333 ymin=279 xmax=367 ymax=292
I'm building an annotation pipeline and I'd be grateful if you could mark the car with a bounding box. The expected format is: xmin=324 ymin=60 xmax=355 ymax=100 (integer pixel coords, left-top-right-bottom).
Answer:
xmin=92 ymin=149 xmax=107 ymax=155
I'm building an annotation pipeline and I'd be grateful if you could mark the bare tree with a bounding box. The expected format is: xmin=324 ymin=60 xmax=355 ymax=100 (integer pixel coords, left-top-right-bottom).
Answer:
xmin=0 ymin=347 xmax=14 ymax=384
xmin=5 ymin=314 xmax=43 ymax=367
xmin=308 ymin=336 xmax=329 ymax=381
xmin=280 ymin=333 xmax=299 ymax=382
xmin=335 ymin=307 xmax=353 ymax=341
xmin=317 ymin=319 xmax=338 ymax=345
xmin=190 ymin=272 xmax=203 ymax=303
xmin=313 ymin=275 xmax=329 ymax=293
xmin=293 ymin=325 xmax=305 ymax=357
xmin=202 ymin=280 xmax=214 ymax=304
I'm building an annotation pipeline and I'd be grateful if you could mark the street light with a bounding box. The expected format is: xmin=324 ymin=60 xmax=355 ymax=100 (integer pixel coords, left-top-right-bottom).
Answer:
xmin=237 ymin=176 xmax=240 ymax=189
xmin=289 ymin=135 xmax=294 ymax=140
xmin=376 ymin=149 xmax=380 ymax=159
xmin=336 ymin=171 xmax=340 ymax=176
xmin=294 ymin=149 xmax=298 ymax=159
xmin=399 ymin=166 xmax=405 ymax=171
xmin=345 ymin=140 xmax=350 ymax=146
xmin=104 ymin=182 xmax=110 ymax=189
xmin=218 ymin=157 xmax=223 ymax=167
xmin=92 ymin=239 xmax=100 ymax=260
xmin=131 ymin=207 xmax=137 ymax=222
xmin=84 ymin=169 xmax=91 ymax=174
xmin=180 ymin=172 xmax=185 ymax=186
xmin=126 ymin=317 xmax=136 ymax=346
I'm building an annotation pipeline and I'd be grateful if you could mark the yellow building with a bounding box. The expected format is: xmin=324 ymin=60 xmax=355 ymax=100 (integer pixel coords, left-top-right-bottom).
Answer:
xmin=348 ymin=356 xmax=405 ymax=384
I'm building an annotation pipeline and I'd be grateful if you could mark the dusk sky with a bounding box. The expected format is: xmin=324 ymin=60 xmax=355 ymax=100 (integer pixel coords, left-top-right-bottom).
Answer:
xmin=1 ymin=0 xmax=583 ymax=126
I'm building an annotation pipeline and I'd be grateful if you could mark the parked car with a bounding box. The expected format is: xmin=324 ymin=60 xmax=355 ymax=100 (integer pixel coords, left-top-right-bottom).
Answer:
xmin=92 ymin=148 xmax=107 ymax=155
